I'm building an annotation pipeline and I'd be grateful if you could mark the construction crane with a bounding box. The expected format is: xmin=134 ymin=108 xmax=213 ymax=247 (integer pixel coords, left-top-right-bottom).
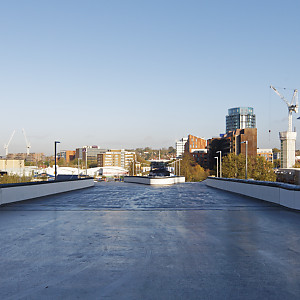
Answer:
xmin=4 ymin=130 xmax=15 ymax=156
xmin=270 ymin=85 xmax=298 ymax=132
xmin=22 ymin=128 xmax=31 ymax=155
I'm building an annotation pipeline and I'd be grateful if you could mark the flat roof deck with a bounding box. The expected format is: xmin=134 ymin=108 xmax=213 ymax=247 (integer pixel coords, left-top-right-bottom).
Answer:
xmin=1 ymin=182 xmax=300 ymax=299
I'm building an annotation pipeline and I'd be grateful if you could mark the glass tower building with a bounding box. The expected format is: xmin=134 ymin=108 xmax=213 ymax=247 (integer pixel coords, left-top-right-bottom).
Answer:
xmin=226 ymin=107 xmax=256 ymax=133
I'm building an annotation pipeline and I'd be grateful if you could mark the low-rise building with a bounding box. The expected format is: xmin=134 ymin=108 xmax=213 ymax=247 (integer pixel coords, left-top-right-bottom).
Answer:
xmin=6 ymin=153 xmax=45 ymax=162
xmin=58 ymin=150 xmax=76 ymax=163
xmin=0 ymin=159 xmax=24 ymax=170
xmin=257 ymin=149 xmax=273 ymax=163
xmin=97 ymin=149 xmax=136 ymax=169
xmin=192 ymin=149 xmax=208 ymax=169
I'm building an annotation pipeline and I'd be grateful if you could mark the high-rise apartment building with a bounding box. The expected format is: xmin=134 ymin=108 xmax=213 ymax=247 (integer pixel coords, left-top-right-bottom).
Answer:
xmin=176 ymin=138 xmax=188 ymax=158
xmin=226 ymin=107 xmax=256 ymax=133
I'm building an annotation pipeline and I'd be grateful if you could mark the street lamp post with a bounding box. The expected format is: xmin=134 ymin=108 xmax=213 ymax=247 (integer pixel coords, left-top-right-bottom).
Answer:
xmin=78 ymin=158 xmax=81 ymax=178
xmin=216 ymin=151 xmax=222 ymax=178
xmin=85 ymin=147 xmax=88 ymax=177
xmin=54 ymin=141 xmax=60 ymax=180
xmin=214 ymin=156 xmax=219 ymax=177
xmin=241 ymin=141 xmax=248 ymax=179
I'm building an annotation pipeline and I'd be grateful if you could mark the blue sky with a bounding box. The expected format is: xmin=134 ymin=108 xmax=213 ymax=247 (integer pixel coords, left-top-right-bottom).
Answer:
xmin=1 ymin=0 xmax=300 ymax=155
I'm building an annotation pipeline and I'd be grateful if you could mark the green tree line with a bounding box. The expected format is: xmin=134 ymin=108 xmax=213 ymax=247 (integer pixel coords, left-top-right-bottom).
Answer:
xmin=222 ymin=153 xmax=276 ymax=181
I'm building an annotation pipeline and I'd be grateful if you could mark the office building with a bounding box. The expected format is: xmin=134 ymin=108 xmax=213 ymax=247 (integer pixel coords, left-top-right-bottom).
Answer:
xmin=226 ymin=107 xmax=256 ymax=133
xmin=76 ymin=146 xmax=107 ymax=162
xmin=97 ymin=149 xmax=136 ymax=169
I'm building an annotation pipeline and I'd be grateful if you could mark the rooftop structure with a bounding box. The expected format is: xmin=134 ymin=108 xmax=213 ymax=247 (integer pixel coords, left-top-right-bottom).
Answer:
xmin=226 ymin=107 xmax=256 ymax=133
xmin=1 ymin=183 xmax=300 ymax=299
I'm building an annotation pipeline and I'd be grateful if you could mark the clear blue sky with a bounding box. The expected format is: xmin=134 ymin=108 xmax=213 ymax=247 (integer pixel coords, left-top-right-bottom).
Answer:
xmin=1 ymin=0 xmax=300 ymax=155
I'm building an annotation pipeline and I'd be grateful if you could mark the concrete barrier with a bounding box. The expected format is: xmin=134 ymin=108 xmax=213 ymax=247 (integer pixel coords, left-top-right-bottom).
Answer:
xmin=0 ymin=178 xmax=94 ymax=205
xmin=124 ymin=176 xmax=186 ymax=185
xmin=205 ymin=177 xmax=300 ymax=210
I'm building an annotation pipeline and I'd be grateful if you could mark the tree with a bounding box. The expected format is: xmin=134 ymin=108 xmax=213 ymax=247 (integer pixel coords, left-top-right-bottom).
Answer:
xmin=222 ymin=154 xmax=276 ymax=181
xmin=273 ymin=159 xmax=280 ymax=169
xmin=180 ymin=152 xmax=208 ymax=182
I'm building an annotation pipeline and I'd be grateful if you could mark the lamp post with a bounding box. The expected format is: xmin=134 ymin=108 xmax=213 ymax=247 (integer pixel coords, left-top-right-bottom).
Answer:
xmin=241 ymin=141 xmax=248 ymax=179
xmin=214 ymin=156 xmax=219 ymax=177
xmin=78 ymin=158 xmax=81 ymax=178
xmin=216 ymin=151 xmax=222 ymax=178
xmin=54 ymin=141 xmax=60 ymax=180
xmin=85 ymin=147 xmax=88 ymax=177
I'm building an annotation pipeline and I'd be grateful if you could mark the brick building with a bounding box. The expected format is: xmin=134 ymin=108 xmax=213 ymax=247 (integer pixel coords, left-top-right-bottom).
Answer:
xmin=208 ymin=128 xmax=257 ymax=169
xmin=58 ymin=150 xmax=76 ymax=163
xmin=185 ymin=135 xmax=206 ymax=153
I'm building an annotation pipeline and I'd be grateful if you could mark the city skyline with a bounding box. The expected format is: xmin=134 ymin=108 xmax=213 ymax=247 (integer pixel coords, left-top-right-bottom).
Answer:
xmin=1 ymin=1 xmax=300 ymax=155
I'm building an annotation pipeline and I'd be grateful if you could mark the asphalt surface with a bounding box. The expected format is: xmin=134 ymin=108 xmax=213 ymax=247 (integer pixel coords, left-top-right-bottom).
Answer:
xmin=0 ymin=181 xmax=300 ymax=299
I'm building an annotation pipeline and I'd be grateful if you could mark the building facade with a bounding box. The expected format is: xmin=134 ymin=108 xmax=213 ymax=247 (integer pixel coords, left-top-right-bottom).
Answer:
xmin=58 ymin=150 xmax=76 ymax=163
xmin=76 ymin=146 xmax=107 ymax=162
xmin=97 ymin=149 xmax=136 ymax=169
xmin=279 ymin=131 xmax=297 ymax=168
xmin=208 ymin=128 xmax=257 ymax=169
xmin=257 ymin=149 xmax=273 ymax=163
xmin=185 ymin=135 xmax=207 ymax=153
xmin=6 ymin=153 xmax=45 ymax=162
xmin=192 ymin=149 xmax=208 ymax=169
xmin=226 ymin=107 xmax=256 ymax=133
xmin=176 ymin=138 xmax=188 ymax=158
xmin=0 ymin=159 xmax=24 ymax=171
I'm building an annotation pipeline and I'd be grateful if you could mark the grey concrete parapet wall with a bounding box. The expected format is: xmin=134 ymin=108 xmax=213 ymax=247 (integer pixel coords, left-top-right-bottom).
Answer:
xmin=0 ymin=178 xmax=95 ymax=205
xmin=124 ymin=176 xmax=186 ymax=185
xmin=205 ymin=177 xmax=300 ymax=210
